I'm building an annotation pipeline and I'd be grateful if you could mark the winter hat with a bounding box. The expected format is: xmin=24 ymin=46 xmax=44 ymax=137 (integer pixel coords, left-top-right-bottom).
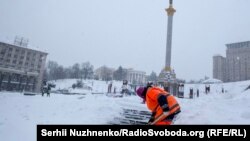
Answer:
xmin=136 ymin=87 xmax=146 ymax=99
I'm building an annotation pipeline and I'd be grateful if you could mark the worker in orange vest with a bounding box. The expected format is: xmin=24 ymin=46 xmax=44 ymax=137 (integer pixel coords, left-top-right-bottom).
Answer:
xmin=136 ymin=86 xmax=181 ymax=125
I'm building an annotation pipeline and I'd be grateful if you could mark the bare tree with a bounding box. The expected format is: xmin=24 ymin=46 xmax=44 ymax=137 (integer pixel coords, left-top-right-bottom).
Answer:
xmin=64 ymin=67 xmax=72 ymax=79
xmin=113 ymin=66 xmax=127 ymax=81
xmin=45 ymin=61 xmax=96 ymax=81
xmin=81 ymin=62 xmax=94 ymax=80
xmin=99 ymin=66 xmax=113 ymax=81
xmin=147 ymin=71 xmax=158 ymax=82
xmin=55 ymin=65 xmax=65 ymax=80
xmin=72 ymin=63 xmax=81 ymax=79
xmin=47 ymin=61 xmax=59 ymax=81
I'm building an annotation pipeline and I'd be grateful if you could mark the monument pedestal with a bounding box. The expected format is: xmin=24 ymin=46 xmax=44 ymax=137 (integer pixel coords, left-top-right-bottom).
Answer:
xmin=158 ymin=68 xmax=179 ymax=96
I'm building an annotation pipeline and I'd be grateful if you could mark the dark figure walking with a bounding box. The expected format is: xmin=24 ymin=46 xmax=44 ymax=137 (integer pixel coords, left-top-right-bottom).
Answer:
xmin=197 ymin=89 xmax=199 ymax=97
xmin=47 ymin=85 xmax=51 ymax=97
xmin=41 ymin=81 xmax=55 ymax=97
xmin=114 ymin=86 xmax=116 ymax=94
xmin=108 ymin=83 xmax=112 ymax=93
xmin=205 ymin=85 xmax=209 ymax=94
xmin=41 ymin=80 xmax=47 ymax=97
xmin=189 ymin=88 xmax=194 ymax=99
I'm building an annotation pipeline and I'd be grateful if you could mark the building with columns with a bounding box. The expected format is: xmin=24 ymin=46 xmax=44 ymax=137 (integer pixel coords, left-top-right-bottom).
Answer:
xmin=126 ymin=68 xmax=146 ymax=85
xmin=0 ymin=40 xmax=47 ymax=92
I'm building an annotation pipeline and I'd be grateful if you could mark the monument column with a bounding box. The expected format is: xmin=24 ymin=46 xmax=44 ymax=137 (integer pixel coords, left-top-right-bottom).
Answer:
xmin=158 ymin=0 xmax=179 ymax=95
xmin=165 ymin=0 xmax=176 ymax=70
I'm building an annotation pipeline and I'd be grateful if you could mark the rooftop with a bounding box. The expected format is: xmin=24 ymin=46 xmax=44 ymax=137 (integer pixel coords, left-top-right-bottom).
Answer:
xmin=0 ymin=39 xmax=47 ymax=54
xmin=226 ymin=41 xmax=250 ymax=49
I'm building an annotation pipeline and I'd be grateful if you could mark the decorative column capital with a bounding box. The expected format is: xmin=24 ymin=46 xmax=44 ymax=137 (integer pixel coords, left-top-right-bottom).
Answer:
xmin=165 ymin=6 xmax=176 ymax=16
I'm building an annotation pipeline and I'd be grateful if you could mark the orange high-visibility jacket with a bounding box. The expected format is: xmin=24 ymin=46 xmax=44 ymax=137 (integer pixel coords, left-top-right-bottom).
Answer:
xmin=146 ymin=87 xmax=181 ymax=119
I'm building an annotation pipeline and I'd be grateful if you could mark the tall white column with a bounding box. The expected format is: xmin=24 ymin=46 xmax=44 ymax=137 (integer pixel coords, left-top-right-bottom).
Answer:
xmin=165 ymin=0 xmax=176 ymax=70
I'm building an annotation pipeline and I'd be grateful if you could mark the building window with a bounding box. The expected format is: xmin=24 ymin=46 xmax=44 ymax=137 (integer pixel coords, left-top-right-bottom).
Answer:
xmin=7 ymin=54 xmax=11 ymax=57
xmin=20 ymin=56 xmax=24 ymax=59
xmin=15 ymin=49 xmax=19 ymax=52
xmin=14 ymin=54 xmax=18 ymax=58
xmin=12 ymin=60 xmax=17 ymax=64
xmin=39 ymin=55 xmax=44 ymax=61
xmin=19 ymin=61 xmax=23 ymax=65
xmin=0 ymin=50 xmax=5 ymax=55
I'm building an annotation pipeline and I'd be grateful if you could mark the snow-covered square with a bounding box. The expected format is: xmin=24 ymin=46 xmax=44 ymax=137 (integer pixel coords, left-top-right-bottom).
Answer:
xmin=1 ymin=79 xmax=250 ymax=140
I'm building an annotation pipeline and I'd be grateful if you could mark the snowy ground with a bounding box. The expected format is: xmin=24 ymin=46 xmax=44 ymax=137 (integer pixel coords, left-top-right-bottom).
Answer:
xmin=0 ymin=79 xmax=250 ymax=140
xmin=177 ymin=80 xmax=250 ymax=124
xmin=0 ymin=92 xmax=125 ymax=140
xmin=176 ymin=90 xmax=250 ymax=124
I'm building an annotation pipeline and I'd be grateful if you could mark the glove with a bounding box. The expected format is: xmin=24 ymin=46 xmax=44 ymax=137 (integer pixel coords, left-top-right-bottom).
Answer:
xmin=148 ymin=112 xmax=156 ymax=123
xmin=162 ymin=104 xmax=169 ymax=112
xmin=148 ymin=117 xmax=154 ymax=123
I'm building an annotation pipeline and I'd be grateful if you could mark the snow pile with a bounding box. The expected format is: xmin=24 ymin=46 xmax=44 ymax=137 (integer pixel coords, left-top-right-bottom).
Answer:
xmin=50 ymin=79 xmax=123 ymax=94
xmin=202 ymin=78 xmax=223 ymax=84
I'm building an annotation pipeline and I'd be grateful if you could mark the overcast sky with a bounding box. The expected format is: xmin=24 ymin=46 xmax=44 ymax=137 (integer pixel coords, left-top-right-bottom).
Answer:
xmin=0 ymin=0 xmax=250 ymax=81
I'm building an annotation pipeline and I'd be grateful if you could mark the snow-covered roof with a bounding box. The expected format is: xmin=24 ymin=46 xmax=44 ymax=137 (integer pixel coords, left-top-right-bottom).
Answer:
xmin=202 ymin=78 xmax=223 ymax=84
xmin=0 ymin=38 xmax=47 ymax=54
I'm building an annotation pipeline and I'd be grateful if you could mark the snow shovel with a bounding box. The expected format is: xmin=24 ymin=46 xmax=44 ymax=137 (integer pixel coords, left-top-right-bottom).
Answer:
xmin=148 ymin=112 xmax=170 ymax=125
